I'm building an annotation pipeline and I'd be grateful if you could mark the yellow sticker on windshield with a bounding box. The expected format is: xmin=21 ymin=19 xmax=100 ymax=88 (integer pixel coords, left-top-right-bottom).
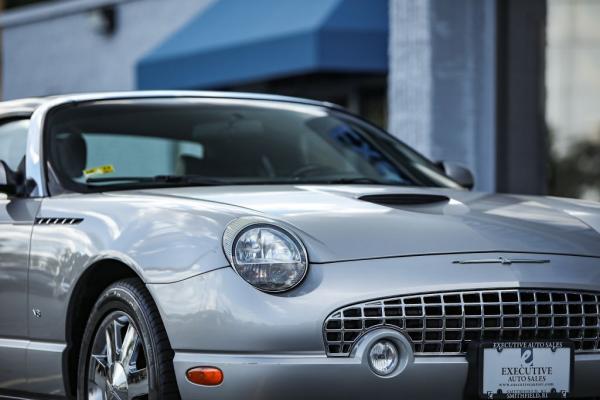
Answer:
xmin=83 ymin=165 xmax=115 ymax=178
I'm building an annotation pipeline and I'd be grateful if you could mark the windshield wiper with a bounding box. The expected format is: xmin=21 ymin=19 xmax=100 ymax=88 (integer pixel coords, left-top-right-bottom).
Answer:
xmin=85 ymin=175 xmax=405 ymax=187
xmin=317 ymin=177 xmax=401 ymax=185
xmin=153 ymin=175 xmax=227 ymax=185
xmin=85 ymin=176 xmax=154 ymax=184
xmin=86 ymin=175 xmax=228 ymax=186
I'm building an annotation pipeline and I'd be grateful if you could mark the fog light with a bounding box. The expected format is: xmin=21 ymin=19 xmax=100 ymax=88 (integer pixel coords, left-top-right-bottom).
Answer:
xmin=368 ymin=340 xmax=399 ymax=376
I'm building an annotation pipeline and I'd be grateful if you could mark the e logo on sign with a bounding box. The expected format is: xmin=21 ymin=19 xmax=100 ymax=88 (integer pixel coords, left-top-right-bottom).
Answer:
xmin=521 ymin=348 xmax=534 ymax=366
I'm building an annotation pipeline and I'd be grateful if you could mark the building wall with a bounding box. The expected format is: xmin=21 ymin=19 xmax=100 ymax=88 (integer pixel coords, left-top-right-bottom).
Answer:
xmin=1 ymin=0 xmax=213 ymax=99
xmin=388 ymin=0 xmax=497 ymax=192
xmin=546 ymin=0 xmax=600 ymax=201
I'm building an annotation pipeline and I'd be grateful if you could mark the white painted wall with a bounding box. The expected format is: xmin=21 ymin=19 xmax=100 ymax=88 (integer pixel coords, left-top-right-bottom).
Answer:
xmin=387 ymin=0 xmax=432 ymax=158
xmin=388 ymin=0 xmax=497 ymax=192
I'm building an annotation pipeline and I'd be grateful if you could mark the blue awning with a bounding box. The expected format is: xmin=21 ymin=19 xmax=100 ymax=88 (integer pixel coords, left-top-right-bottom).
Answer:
xmin=136 ymin=0 xmax=388 ymax=90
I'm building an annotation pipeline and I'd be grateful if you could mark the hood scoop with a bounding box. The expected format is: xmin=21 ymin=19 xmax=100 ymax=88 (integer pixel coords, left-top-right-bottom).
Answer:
xmin=359 ymin=193 xmax=450 ymax=207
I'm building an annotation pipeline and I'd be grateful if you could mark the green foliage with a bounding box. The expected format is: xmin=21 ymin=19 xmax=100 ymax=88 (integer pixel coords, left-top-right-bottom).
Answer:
xmin=548 ymin=129 xmax=600 ymax=200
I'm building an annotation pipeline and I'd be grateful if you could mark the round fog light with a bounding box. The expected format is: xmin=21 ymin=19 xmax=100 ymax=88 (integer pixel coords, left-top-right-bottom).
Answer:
xmin=368 ymin=340 xmax=399 ymax=376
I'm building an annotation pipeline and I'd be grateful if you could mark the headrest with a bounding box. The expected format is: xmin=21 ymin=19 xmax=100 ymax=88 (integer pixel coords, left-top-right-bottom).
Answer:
xmin=55 ymin=133 xmax=87 ymax=178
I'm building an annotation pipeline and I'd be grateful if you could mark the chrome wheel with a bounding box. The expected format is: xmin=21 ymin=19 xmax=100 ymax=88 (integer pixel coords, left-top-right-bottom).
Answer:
xmin=87 ymin=311 xmax=149 ymax=400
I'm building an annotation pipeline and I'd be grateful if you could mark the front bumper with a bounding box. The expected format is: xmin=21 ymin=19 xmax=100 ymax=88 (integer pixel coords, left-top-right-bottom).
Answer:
xmin=171 ymin=351 xmax=600 ymax=399
xmin=148 ymin=252 xmax=600 ymax=399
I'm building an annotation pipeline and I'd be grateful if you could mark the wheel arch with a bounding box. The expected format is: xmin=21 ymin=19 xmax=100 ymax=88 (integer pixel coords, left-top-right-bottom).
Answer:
xmin=62 ymin=258 xmax=143 ymax=398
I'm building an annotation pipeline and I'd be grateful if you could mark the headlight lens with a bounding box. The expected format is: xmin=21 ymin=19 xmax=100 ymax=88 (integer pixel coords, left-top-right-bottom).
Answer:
xmin=224 ymin=221 xmax=308 ymax=292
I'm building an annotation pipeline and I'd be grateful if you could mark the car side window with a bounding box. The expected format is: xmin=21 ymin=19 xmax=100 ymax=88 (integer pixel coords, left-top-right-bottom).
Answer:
xmin=0 ymin=119 xmax=29 ymax=171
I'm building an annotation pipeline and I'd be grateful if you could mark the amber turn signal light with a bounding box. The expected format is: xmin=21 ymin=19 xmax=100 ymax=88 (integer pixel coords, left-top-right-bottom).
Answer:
xmin=186 ymin=367 xmax=224 ymax=386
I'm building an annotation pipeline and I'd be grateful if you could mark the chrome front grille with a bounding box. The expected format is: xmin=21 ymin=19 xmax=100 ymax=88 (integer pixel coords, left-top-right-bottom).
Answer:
xmin=324 ymin=289 xmax=600 ymax=357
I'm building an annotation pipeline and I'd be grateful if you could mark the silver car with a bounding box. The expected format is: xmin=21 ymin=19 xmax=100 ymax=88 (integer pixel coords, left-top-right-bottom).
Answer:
xmin=0 ymin=92 xmax=599 ymax=400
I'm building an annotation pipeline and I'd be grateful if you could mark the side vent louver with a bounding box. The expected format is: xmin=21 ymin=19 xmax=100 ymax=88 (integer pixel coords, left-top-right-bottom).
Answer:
xmin=35 ymin=217 xmax=83 ymax=225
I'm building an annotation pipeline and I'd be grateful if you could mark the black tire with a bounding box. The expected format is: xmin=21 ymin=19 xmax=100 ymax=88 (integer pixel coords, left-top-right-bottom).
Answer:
xmin=77 ymin=278 xmax=180 ymax=399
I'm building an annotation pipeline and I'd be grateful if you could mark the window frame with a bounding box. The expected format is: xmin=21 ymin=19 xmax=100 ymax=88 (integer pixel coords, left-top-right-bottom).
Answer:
xmin=0 ymin=117 xmax=31 ymax=172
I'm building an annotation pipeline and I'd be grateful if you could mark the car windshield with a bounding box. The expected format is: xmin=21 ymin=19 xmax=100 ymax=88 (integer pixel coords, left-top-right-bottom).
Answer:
xmin=46 ymin=98 xmax=461 ymax=192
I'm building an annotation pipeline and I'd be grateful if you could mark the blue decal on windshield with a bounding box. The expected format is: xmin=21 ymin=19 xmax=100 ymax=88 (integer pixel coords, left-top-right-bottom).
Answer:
xmin=329 ymin=124 xmax=404 ymax=182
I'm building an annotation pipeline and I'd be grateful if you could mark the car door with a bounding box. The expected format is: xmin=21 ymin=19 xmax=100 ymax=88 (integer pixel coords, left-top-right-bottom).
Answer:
xmin=0 ymin=118 xmax=40 ymax=390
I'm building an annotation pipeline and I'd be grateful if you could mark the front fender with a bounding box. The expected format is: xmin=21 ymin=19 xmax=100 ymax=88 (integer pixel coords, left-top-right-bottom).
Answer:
xmin=27 ymin=193 xmax=249 ymax=343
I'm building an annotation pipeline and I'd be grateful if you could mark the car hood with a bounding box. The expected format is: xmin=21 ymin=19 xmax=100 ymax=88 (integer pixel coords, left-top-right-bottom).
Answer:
xmin=136 ymin=185 xmax=600 ymax=263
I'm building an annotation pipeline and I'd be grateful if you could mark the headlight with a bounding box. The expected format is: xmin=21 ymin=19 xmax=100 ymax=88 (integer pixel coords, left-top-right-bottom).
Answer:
xmin=223 ymin=218 xmax=308 ymax=292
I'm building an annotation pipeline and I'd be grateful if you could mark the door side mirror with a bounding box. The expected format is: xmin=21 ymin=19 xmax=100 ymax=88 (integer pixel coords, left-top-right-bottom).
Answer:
xmin=0 ymin=161 xmax=18 ymax=196
xmin=438 ymin=161 xmax=474 ymax=190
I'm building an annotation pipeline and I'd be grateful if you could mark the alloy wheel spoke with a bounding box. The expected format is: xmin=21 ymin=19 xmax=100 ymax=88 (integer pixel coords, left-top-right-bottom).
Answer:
xmin=105 ymin=319 xmax=123 ymax=366
xmin=91 ymin=353 xmax=109 ymax=376
xmin=127 ymin=368 xmax=149 ymax=399
xmin=87 ymin=380 xmax=107 ymax=400
xmin=119 ymin=323 xmax=140 ymax=366
xmin=105 ymin=327 xmax=115 ymax=366
xmin=90 ymin=361 xmax=108 ymax=399
xmin=112 ymin=319 xmax=124 ymax=357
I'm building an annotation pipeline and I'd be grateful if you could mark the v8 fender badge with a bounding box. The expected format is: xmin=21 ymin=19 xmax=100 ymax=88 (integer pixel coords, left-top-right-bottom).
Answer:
xmin=452 ymin=257 xmax=550 ymax=265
